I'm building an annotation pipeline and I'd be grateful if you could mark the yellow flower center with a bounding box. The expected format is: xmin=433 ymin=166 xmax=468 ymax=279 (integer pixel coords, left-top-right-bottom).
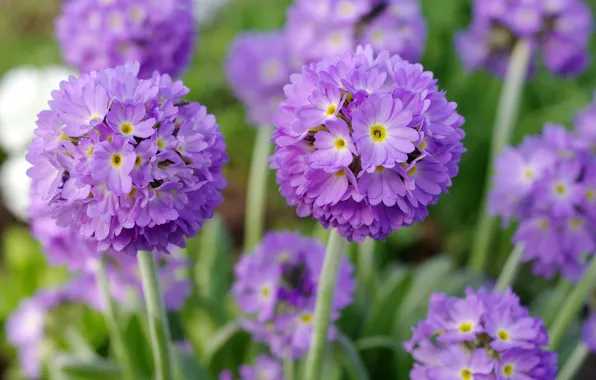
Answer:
xmin=329 ymin=33 xmax=343 ymax=46
xmin=372 ymin=30 xmax=384 ymax=43
xmin=460 ymin=369 xmax=472 ymax=380
xmin=570 ymin=218 xmax=583 ymax=229
xmin=262 ymin=61 xmax=280 ymax=81
xmin=458 ymin=322 xmax=473 ymax=333
xmin=326 ymin=104 xmax=337 ymax=116
xmin=135 ymin=155 xmax=142 ymax=168
xmin=539 ymin=219 xmax=549 ymax=229
xmin=587 ymin=189 xmax=595 ymax=202
xmin=120 ymin=123 xmax=133 ymax=135
xmin=523 ymin=168 xmax=533 ymax=180
xmin=555 ymin=184 xmax=566 ymax=196
xmin=300 ymin=314 xmax=313 ymax=324
xmin=87 ymin=145 xmax=94 ymax=157
xmin=498 ymin=329 xmax=510 ymax=341
xmin=334 ymin=138 xmax=346 ymax=149
xmin=419 ymin=140 xmax=427 ymax=150
xmin=408 ymin=166 xmax=417 ymax=176
xmin=88 ymin=115 xmax=101 ymax=124
xmin=335 ymin=170 xmax=346 ymax=177
xmin=111 ymin=153 xmax=123 ymax=168
xmin=370 ymin=124 xmax=387 ymax=142
xmin=339 ymin=2 xmax=352 ymax=15
xmin=503 ymin=364 xmax=514 ymax=376
xmin=261 ymin=286 xmax=271 ymax=298
xmin=375 ymin=166 xmax=385 ymax=172
xmin=157 ymin=138 xmax=165 ymax=150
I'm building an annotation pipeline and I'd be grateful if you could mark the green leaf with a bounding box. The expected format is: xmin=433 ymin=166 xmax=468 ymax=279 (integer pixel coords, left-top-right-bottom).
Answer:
xmin=54 ymin=354 xmax=122 ymax=380
xmin=336 ymin=333 xmax=370 ymax=380
xmin=203 ymin=320 xmax=241 ymax=365
xmin=172 ymin=345 xmax=213 ymax=380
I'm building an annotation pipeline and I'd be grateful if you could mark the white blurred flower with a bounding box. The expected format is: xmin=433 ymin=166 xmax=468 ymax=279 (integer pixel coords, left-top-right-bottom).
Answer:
xmin=0 ymin=66 xmax=74 ymax=155
xmin=195 ymin=0 xmax=229 ymax=25
xmin=1 ymin=154 xmax=31 ymax=221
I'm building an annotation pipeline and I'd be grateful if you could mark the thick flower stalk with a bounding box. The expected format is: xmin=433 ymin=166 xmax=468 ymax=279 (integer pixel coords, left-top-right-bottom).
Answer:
xmin=404 ymin=287 xmax=557 ymax=379
xmin=56 ymin=0 xmax=196 ymax=79
xmin=489 ymin=122 xmax=596 ymax=281
xmin=270 ymin=45 xmax=465 ymax=242
xmin=26 ymin=62 xmax=228 ymax=256
xmin=231 ymin=231 xmax=355 ymax=359
xmin=286 ymin=0 xmax=427 ymax=66
xmin=455 ymin=0 xmax=593 ymax=77
xmin=219 ymin=355 xmax=284 ymax=380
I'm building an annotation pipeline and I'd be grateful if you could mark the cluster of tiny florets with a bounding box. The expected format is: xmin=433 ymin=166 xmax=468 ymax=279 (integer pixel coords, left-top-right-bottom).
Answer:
xmin=456 ymin=0 xmax=593 ymax=77
xmin=232 ymin=231 xmax=355 ymax=359
xmin=405 ymin=288 xmax=557 ymax=379
xmin=27 ymin=62 xmax=228 ymax=255
xmin=56 ymin=0 xmax=196 ymax=79
xmin=270 ymin=45 xmax=465 ymax=242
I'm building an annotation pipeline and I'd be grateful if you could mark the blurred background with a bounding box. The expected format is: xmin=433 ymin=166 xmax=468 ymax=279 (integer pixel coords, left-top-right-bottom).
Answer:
xmin=2 ymin=0 xmax=596 ymax=378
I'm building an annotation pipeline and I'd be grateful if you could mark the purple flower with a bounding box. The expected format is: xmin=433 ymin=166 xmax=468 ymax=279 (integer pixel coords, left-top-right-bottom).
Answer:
xmin=231 ymin=231 xmax=355 ymax=359
xmin=56 ymin=0 xmax=196 ymax=79
xmin=220 ymin=355 xmax=284 ymax=380
xmin=226 ymin=31 xmax=291 ymax=126
xmin=583 ymin=313 xmax=596 ymax=352
xmin=489 ymin=122 xmax=596 ymax=281
xmin=285 ymin=0 xmax=427 ymax=67
xmin=455 ymin=0 xmax=593 ymax=77
xmin=405 ymin=288 xmax=557 ymax=379
xmin=27 ymin=62 xmax=228 ymax=255
xmin=271 ymin=45 xmax=465 ymax=242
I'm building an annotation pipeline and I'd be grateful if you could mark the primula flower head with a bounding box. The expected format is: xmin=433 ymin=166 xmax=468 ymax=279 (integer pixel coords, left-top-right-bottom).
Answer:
xmin=271 ymin=45 xmax=465 ymax=242
xmin=220 ymin=355 xmax=284 ymax=380
xmin=489 ymin=120 xmax=596 ymax=281
xmin=231 ymin=231 xmax=355 ymax=359
xmin=405 ymin=287 xmax=557 ymax=380
xmin=56 ymin=0 xmax=196 ymax=79
xmin=455 ymin=0 xmax=593 ymax=77
xmin=27 ymin=62 xmax=228 ymax=255
xmin=286 ymin=0 xmax=426 ymax=66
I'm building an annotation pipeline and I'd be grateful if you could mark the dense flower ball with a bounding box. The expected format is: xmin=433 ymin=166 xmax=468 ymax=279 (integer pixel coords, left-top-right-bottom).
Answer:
xmin=286 ymin=0 xmax=426 ymax=65
xmin=455 ymin=0 xmax=593 ymax=77
xmin=489 ymin=123 xmax=595 ymax=281
xmin=405 ymin=288 xmax=557 ymax=379
xmin=232 ymin=231 xmax=355 ymax=359
xmin=270 ymin=45 xmax=465 ymax=242
xmin=27 ymin=62 xmax=227 ymax=255
xmin=220 ymin=355 xmax=284 ymax=380
xmin=226 ymin=32 xmax=291 ymax=125
xmin=56 ymin=0 xmax=196 ymax=79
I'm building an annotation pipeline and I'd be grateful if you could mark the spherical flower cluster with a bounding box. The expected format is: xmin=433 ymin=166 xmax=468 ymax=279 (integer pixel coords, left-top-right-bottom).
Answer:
xmin=56 ymin=0 xmax=196 ymax=79
xmin=27 ymin=62 xmax=228 ymax=255
xmin=404 ymin=288 xmax=557 ymax=380
xmin=226 ymin=32 xmax=291 ymax=126
xmin=286 ymin=0 xmax=426 ymax=66
xmin=219 ymin=355 xmax=283 ymax=380
xmin=489 ymin=123 xmax=596 ymax=281
xmin=270 ymin=45 xmax=465 ymax=242
xmin=232 ymin=231 xmax=355 ymax=359
xmin=455 ymin=0 xmax=593 ymax=77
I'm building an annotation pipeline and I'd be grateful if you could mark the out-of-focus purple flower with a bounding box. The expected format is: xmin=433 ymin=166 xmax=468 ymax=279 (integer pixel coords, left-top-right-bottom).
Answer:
xmin=27 ymin=62 xmax=228 ymax=255
xmin=56 ymin=0 xmax=196 ymax=79
xmin=582 ymin=313 xmax=596 ymax=352
xmin=231 ymin=231 xmax=355 ymax=359
xmin=489 ymin=121 xmax=596 ymax=281
xmin=286 ymin=0 xmax=427 ymax=66
xmin=271 ymin=45 xmax=465 ymax=242
xmin=226 ymin=32 xmax=291 ymax=126
xmin=455 ymin=0 xmax=593 ymax=77
xmin=220 ymin=355 xmax=284 ymax=380
xmin=404 ymin=287 xmax=557 ymax=379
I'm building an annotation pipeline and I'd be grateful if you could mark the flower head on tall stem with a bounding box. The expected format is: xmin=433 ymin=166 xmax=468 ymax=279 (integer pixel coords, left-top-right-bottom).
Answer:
xmin=271 ymin=45 xmax=465 ymax=242
xmin=231 ymin=231 xmax=355 ymax=359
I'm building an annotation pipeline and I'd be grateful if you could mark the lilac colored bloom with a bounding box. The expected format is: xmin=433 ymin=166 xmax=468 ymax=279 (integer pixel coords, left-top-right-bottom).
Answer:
xmin=489 ymin=122 xmax=596 ymax=281
xmin=27 ymin=62 xmax=228 ymax=255
xmin=232 ymin=231 xmax=355 ymax=359
xmin=226 ymin=32 xmax=291 ymax=126
xmin=220 ymin=355 xmax=284 ymax=380
xmin=405 ymin=287 xmax=557 ymax=379
xmin=455 ymin=0 xmax=593 ymax=77
xmin=286 ymin=0 xmax=427 ymax=67
xmin=271 ymin=45 xmax=465 ymax=242
xmin=582 ymin=313 xmax=596 ymax=352
xmin=56 ymin=0 xmax=196 ymax=79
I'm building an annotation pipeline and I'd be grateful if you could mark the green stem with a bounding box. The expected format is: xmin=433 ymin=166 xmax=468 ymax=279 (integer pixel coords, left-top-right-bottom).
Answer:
xmin=304 ymin=229 xmax=346 ymax=380
xmin=469 ymin=40 xmax=532 ymax=272
xmin=549 ymin=257 xmax=596 ymax=351
xmin=138 ymin=251 xmax=173 ymax=380
xmin=243 ymin=125 xmax=273 ymax=253
xmin=97 ymin=257 xmax=136 ymax=380
xmin=557 ymin=342 xmax=589 ymax=380
xmin=283 ymin=357 xmax=294 ymax=380
xmin=543 ymin=280 xmax=572 ymax=327
xmin=494 ymin=244 xmax=524 ymax=292
xmin=358 ymin=238 xmax=376 ymax=295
